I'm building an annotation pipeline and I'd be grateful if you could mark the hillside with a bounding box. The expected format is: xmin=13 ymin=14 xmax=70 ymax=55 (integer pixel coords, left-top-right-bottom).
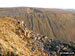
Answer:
xmin=0 ymin=17 xmax=48 ymax=56
xmin=0 ymin=17 xmax=75 ymax=56
xmin=0 ymin=7 xmax=75 ymax=42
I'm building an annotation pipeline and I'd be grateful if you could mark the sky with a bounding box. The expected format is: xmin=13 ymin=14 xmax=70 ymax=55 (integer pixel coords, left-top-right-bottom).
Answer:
xmin=0 ymin=0 xmax=75 ymax=9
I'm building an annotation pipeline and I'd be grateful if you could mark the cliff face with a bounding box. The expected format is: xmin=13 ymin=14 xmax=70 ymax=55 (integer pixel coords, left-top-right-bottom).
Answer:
xmin=0 ymin=7 xmax=75 ymax=42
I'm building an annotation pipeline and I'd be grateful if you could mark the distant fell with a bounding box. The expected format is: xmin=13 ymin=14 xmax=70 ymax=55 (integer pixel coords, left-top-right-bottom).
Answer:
xmin=0 ymin=7 xmax=75 ymax=42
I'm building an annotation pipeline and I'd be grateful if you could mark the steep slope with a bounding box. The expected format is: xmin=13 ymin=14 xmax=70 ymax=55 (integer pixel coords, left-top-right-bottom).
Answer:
xmin=0 ymin=7 xmax=75 ymax=42
xmin=0 ymin=17 xmax=29 ymax=56
xmin=0 ymin=17 xmax=48 ymax=56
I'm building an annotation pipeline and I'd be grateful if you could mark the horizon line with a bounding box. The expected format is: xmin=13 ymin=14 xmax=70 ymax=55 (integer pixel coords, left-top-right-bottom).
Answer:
xmin=0 ymin=6 xmax=75 ymax=10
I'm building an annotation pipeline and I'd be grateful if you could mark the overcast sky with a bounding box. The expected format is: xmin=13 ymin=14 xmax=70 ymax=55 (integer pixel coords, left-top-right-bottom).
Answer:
xmin=0 ymin=0 xmax=75 ymax=9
